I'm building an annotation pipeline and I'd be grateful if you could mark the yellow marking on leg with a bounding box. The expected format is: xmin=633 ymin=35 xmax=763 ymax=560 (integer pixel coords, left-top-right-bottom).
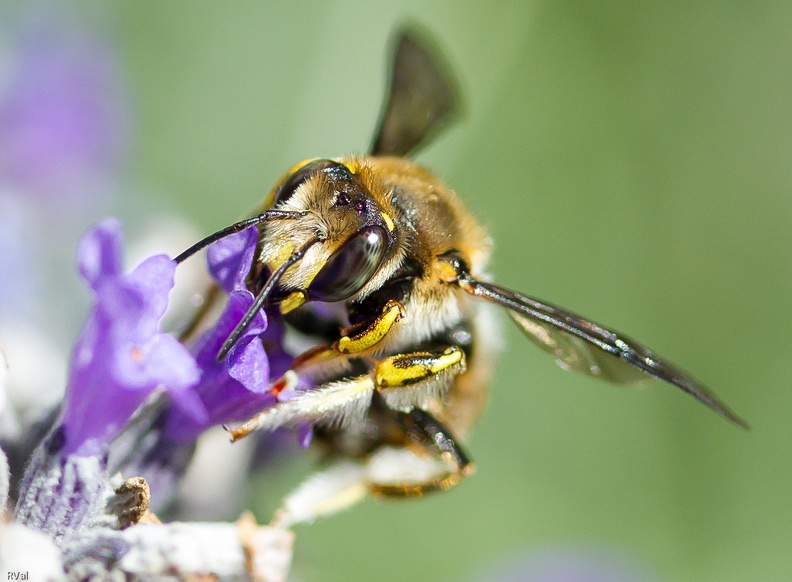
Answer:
xmin=375 ymin=347 xmax=465 ymax=389
xmin=368 ymin=463 xmax=475 ymax=498
xmin=335 ymin=300 xmax=405 ymax=354
xmin=270 ymin=300 xmax=405 ymax=390
xmin=282 ymin=299 xmax=405 ymax=376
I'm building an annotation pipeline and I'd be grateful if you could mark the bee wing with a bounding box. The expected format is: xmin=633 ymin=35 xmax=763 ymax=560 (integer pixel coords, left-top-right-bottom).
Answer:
xmin=507 ymin=311 xmax=649 ymax=384
xmin=458 ymin=276 xmax=748 ymax=428
xmin=370 ymin=27 xmax=461 ymax=157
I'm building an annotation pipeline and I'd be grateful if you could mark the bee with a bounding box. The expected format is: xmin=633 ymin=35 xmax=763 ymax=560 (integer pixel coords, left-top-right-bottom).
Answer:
xmin=177 ymin=28 xmax=746 ymax=526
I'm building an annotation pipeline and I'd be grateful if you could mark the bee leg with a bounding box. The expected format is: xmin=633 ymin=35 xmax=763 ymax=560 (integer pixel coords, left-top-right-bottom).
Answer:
xmin=227 ymin=374 xmax=376 ymax=440
xmin=335 ymin=300 xmax=407 ymax=354
xmin=270 ymin=408 xmax=475 ymax=526
xmin=360 ymin=348 xmax=470 ymax=496
xmin=368 ymin=408 xmax=475 ymax=497
xmin=271 ymin=460 xmax=369 ymax=528
xmin=374 ymin=346 xmax=466 ymax=389
xmin=230 ymin=344 xmax=465 ymax=441
xmin=287 ymin=299 xmax=407 ymax=371
xmin=251 ymin=356 xmax=470 ymax=523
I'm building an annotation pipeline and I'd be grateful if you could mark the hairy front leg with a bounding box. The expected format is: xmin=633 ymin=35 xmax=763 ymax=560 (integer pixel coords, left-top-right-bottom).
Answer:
xmin=227 ymin=344 xmax=465 ymax=440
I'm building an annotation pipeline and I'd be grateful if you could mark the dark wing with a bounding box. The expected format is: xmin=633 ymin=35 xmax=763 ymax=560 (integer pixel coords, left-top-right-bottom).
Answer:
xmin=457 ymin=274 xmax=748 ymax=428
xmin=370 ymin=27 xmax=461 ymax=157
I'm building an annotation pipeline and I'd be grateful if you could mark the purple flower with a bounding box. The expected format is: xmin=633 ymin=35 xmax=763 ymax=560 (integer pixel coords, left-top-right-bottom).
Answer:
xmin=164 ymin=290 xmax=275 ymax=442
xmin=163 ymin=227 xmax=292 ymax=442
xmin=15 ymin=218 xmax=202 ymax=538
xmin=61 ymin=219 xmax=201 ymax=456
xmin=0 ymin=16 xmax=129 ymax=203
xmin=207 ymin=225 xmax=258 ymax=293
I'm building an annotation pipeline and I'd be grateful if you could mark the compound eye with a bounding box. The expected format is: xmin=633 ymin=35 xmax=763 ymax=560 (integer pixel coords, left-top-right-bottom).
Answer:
xmin=308 ymin=226 xmax=389 ymax=302
xmin=274 ymin=159 xmax=339 ymax=205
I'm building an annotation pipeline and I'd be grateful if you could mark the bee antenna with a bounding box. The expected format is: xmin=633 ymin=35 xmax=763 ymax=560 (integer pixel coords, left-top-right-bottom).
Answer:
xmin=216 ymin=236 xmax=318 ymax=361
xmin=174 ymin=210 xmax=307 ymax=264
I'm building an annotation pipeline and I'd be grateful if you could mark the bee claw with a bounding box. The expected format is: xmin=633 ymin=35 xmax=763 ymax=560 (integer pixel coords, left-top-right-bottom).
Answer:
xmin=226 ymin=421 xmax=257 ymax=442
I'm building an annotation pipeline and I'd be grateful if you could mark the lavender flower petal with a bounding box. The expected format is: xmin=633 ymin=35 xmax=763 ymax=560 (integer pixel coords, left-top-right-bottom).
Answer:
xmin=164 ymin=290 xmax=276 ymax=442
xmin=111 ymin=225 xmax=288 ymax=508
xmin=16 ymin=218 xmax=205 ymax=540
xmin=76 ymin=217 xmax=122 ymax=288
xmin=297 ymin=423 xmax=313 ymax=449
xmin=114 ymin=216 xmax=298 ymax=509
xmin=207 ymin=225 xmax=258 ymax=293
xmin=61 ymin=220 xmax=200 ymax=456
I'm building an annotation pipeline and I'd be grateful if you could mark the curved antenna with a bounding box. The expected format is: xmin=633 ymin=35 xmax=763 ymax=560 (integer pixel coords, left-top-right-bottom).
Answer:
xmin=174 ymin=210 xmax=307 ymax=264
xmin=216 ymin=236 xmax=318 ymax=361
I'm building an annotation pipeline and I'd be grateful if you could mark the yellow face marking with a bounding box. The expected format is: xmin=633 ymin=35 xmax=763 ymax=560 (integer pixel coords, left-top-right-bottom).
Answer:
xmin=336 ymin=300 xmax=405 ymax=354
xmin=268 ymin=242 xmax=298 ymax=275
xmin=381 ymin=211 xmax=395 ymax=232
xmin=279 ymin=290 xmax=307 ymax=315
xmin=342 ymin=161 xmax=357 ymax=174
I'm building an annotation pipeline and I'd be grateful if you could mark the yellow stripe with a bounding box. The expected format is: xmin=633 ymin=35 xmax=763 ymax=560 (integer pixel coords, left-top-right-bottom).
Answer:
xmin=375 ymin=347 xmax=464 ymax=388
xmin=381 ymin=211 xmax=395 ymax=231
xmin=336 ymin=301 xmax=404 ymax=354
xmin=430 ymin=347 xmax=464 ymax=374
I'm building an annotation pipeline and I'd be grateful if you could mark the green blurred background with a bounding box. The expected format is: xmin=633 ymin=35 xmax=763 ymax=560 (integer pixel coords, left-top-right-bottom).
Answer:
xmin=21 ymin=1 xmax=792 ymax=580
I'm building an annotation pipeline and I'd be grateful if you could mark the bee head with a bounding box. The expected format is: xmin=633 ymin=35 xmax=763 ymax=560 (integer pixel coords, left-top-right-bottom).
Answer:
xmin=175 ymin=158 xmax=403 ymax=361
xmin=260 ymin=159 xmax=399 ymax=305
